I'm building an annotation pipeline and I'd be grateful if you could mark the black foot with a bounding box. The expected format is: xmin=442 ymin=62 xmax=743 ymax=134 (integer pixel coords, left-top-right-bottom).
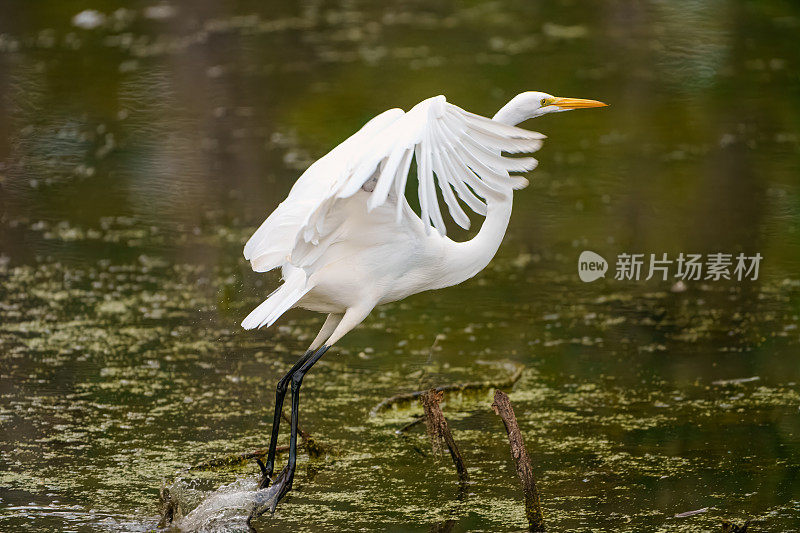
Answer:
xmin=249 ymin=465 xmax=295 ymax=521
xmin=267 ymin=465 xmax=294 ymax=513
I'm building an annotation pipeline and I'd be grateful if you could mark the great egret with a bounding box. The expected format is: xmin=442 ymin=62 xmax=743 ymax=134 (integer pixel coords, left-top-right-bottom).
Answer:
xmin=242 ymin=91 xmax=606 ymax=511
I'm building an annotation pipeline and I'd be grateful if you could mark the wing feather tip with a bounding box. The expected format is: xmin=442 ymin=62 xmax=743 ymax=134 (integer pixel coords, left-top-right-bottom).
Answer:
xmin=511 ymin=176 xmax=529 ymax=190
xmin=241 ymin=318 xmax=260 ymax=330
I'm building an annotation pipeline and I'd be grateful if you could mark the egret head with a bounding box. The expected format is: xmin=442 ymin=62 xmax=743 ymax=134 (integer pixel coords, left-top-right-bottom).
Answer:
xmin=494 ymin=91 xmax=607 ymax=125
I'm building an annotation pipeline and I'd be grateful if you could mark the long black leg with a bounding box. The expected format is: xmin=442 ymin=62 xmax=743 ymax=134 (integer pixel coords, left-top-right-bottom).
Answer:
xmin=268 ymin=344 xmax=330 ymax=510
xmin=257 ymin=349 xmax=314 ymax=489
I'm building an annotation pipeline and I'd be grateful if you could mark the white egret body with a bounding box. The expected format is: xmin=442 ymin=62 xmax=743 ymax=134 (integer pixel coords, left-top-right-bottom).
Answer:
xmin=242 ymin=91 xmax=606 ymax=512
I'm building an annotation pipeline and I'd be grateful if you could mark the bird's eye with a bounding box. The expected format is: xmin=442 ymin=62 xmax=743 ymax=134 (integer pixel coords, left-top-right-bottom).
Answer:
xmin=540 ymin=98 xmax=548 ymax=106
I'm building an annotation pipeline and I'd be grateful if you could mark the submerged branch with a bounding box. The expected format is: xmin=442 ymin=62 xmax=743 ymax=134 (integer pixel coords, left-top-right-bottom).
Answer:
xmin=492 ymin=389 xmax=545 ymax=532
xmin=157 ymin=484 xmax=177 ymax=528
xmin=372 ymin=361 xmax=524 ymax=416
xmin=188 ymin=411 xmax=326 ymax=472
xmin=421 ymin=389 xmax=469 ymax=488
xmin=396 ymin=415 xmax=425 ymax=434
xmin=282 ymin=411 xmax=325 ymax=458
xmin=187 ymin=446 xmax=289 ymax=471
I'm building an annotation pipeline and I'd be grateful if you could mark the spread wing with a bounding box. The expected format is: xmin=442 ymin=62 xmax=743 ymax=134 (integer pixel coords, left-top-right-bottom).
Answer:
xmin=244 ymin=95 xmax=544 ymax=275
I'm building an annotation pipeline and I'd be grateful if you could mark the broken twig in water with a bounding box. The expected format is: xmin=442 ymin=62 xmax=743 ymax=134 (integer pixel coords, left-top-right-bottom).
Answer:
xmin=187 ymin=446 xmax=289 ymax=471
xmin=492 ymin=389 xmax=545 ymax=532
xmin=674 ymin=507 xmax=708 ymax=518
xmin=396 ymin=415 xmax=425 ymax=434
xmin=186 ymin=412 xmax=326 ymax=472
xmin=282 ymin=411 xmax=325 ymax=458
xmin=421 ymin=389 xmax=469 ymax=488
xmin=157 ymin=483 xmax=178 ymax=528
xmin=371 ymin=362 xmax=524 ymax=416
xmin=712 ymin=376 xmax=760 ymax=386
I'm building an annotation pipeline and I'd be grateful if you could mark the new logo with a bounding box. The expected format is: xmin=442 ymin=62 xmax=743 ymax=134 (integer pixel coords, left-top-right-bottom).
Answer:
xmin=578 ymin=251 xmax=608 ymax=282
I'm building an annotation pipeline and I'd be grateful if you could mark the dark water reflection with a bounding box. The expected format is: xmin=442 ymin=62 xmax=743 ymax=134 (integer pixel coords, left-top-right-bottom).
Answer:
xmin=1 ymin=1 xmax=799 ymax=531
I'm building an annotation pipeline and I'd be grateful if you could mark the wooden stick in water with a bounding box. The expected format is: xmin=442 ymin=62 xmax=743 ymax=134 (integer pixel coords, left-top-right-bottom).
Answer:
xmin=187 ymin=446 xmax=288 ymax=471
xmin=492 ymin=389 xmax=545 ymax=532
xmin=187 ymin=412 xmax=324 ymax=471
xmin=372 ymin=362 xmax=524 ymax=416
xmin=420 ymin=389 xmax=469 ymax=488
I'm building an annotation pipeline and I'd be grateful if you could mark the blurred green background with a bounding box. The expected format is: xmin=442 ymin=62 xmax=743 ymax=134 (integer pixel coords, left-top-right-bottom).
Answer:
xmin=0 ymin=1 xmax=799 ymax=531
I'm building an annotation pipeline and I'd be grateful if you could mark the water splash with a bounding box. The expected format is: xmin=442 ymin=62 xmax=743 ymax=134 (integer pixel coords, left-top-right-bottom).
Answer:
xmin=169 ymin=477 xmax=282 ymax=532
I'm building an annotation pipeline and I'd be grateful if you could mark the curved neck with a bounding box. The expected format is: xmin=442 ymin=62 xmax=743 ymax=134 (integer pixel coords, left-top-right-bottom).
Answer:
xmin=440 ymin=189 xmax=513 ymax=286
xmin=433 ymin=103 xmax=526 ymax=288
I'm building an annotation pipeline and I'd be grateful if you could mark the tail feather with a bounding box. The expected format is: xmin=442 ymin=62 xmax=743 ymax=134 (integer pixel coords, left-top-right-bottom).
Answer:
xmin=242 ymin=268 xmax=312 ymax=330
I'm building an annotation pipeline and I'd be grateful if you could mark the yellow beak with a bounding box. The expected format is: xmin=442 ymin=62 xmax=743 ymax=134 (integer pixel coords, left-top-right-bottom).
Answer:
xmin=551 ymin=97 xmax=608 ymax=109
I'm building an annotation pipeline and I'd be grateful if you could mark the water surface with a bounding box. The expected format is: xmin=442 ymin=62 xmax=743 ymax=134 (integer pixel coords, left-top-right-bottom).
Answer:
xmin=1 ymin=1 xmax=799 ymax=531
